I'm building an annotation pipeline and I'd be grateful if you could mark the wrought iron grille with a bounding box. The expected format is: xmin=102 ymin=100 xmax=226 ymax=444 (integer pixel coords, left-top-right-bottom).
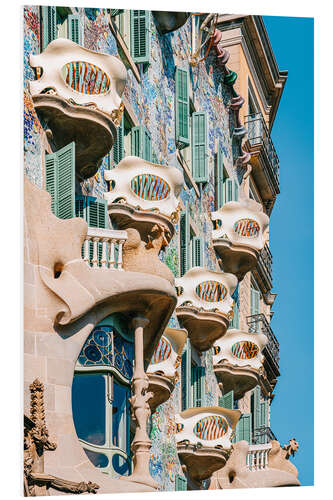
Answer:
xmin=247 ymin=313 xmax=280 ymax=370
xmin=252 ymin=426 xmax=277 ymax=445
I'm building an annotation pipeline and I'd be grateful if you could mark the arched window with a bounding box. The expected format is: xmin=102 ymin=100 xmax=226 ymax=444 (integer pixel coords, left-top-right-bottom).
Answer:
xmin=72 ymin=314 xmax=134 ymax=477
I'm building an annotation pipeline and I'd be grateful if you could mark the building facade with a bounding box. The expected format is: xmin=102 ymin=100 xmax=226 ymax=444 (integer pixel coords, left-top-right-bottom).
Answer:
xmin=23 ymin=6 xmax=300 ymax=496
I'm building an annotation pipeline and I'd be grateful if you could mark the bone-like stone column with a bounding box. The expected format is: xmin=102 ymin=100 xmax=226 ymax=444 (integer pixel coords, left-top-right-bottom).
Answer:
xmin=124 ymin=316 xmax=157 ymax=488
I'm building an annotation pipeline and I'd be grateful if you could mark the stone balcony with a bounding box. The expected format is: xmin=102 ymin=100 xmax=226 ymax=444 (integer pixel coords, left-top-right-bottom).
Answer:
xmin=175 ymin=268 xmax=238 ymax=352
xmin=210 ymin=439 xmax=300 ymax=489
xmin=213 ymin=329 xmax=268 ymax=400
xmin=147 ymin=328 xmax=187 ymax=413
xmin=211 ymin=197 xmax=269 ymax=281
xmin=29 ymin=38 xmax=127 ymax=179
xmin=104 ymin=156 xmax=184 ymax=245
xmin=175 ymin=406 xmax=241 ymax=486
xmin=244 ymin=113 xmax=280 ymax=214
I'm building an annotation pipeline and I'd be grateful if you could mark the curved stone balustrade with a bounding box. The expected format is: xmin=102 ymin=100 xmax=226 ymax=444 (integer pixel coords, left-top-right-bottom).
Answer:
xmin=175 ymin=406 xmax=241 ymax=484
xmin=211 ymin=197 xmax=269 ymax=281
xmin=104 ymin=156 xmax=184 ymax=244
xmin=147 ymin=328 xmax=187 ymax=413
xmin=29 ymin=38 xmax=127 ymax=179
xmin=210 ymin=440 xmax=300 ymax=489
xmin=213 ymin=329 xmax=267 ymax=400
xmin=175 ymin=267 xmax=238 ymax=351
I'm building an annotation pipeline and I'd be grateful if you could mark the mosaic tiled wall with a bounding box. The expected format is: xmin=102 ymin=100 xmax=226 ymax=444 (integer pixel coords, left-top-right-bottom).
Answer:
xmin=23 ymin=6 xmax=247 ymax=491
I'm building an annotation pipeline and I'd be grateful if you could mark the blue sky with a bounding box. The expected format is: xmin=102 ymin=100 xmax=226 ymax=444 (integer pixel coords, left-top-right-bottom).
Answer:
xmin=262 ymin=16 xmax=314 ymax=486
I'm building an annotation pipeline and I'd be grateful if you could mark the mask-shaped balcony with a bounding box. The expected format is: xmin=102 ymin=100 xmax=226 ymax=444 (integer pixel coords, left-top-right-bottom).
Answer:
xmin=152 ymin=11 xmax=190 ymax=35
xmin=213 ymin=329 xmax=268 ymax=400
xmin=175 ymin=407 xmax=241 ymax=485
xmin=211 ymin=197 xmax=269 ymax=281
xmin=175 ymin=268 xmax=238 ymax=352
xmin=29 ymin=38 xmax=127 ymax=179
xmin=147 ymin=328 xmax=187 ymax=413
xmin=104 ymin=156 xmax=184 ymax=245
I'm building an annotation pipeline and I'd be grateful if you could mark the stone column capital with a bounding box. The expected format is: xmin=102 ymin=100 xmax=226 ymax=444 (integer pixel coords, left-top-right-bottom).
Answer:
xmin=132 ymin=316 xmax=150 ymax=329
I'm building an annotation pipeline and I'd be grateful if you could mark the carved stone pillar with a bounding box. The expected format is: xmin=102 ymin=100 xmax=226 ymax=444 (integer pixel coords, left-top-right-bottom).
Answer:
xmin=125 ymin=316 xmax=157 ymax=488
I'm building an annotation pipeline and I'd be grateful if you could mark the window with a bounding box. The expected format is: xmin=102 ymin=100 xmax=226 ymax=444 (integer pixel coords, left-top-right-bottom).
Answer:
xmin=219 ymin=390 xmax=234 ymax=410
xmin=131 ymin=125 xmax=152 ymax=161
xmin=235 ymin=413 xmax=252 ymax=443
xmin=40 ymin=6 xmax=72 ymax=50
xmin=229 ymin=302 xmax=240 ymax=329
xmin=214 ymin=143 xmax=224 ymax=210
xmin=72 ymin=315 xmax=134 ymax=477
xmin=110 ymin=116 xmax=125 ymax=168
xmin=181 ymin=340 xmax=205 ymax=410
xmin=68 ymin=14 xmax=84 ymax=45
xmin=250 ymin=386 xmax=269 ymax=444
xmin=180 ymin=205 xmax=203 ymax=276
xmin=175 ymin=473 xmax=187 ymax=491
xmin=130 ymin=10 xmax=150 ymax=65
xmin=250 ymin=278 xmax=261 ymax=332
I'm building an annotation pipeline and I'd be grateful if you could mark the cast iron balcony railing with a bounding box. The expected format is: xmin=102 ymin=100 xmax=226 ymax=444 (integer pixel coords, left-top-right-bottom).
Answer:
xmin=254 ymin=243 xmax=273 ymax=292
xmin=252 ymin=426 xmax=277 ymax=445
xmin=245 ymin=112 xmax=280 ymax=192
xmin=247 ymin=314 xmax=279 ymax=373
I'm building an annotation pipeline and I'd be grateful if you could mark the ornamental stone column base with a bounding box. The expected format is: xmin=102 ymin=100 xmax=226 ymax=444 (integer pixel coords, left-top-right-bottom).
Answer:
xmin=125 ymin=441 xmax=158 ymax=489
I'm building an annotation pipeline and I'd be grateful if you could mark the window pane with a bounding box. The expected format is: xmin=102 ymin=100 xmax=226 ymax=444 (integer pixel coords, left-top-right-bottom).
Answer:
xmin=72 ymin=374 xmax=106 ymax=446
xmin=84 ymin=449 xmax=109 ymax=469
xmin=112 ymin=381 xmax=130 ymax=452
xmin=112 ymin=453 xmax=130 ymax=476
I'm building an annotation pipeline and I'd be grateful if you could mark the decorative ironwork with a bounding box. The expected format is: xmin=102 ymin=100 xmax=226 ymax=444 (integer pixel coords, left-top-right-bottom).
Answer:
xmin=252 ymin=426 xmax=277 ymax=445
xmin=247 ymin=314 xmax=279 ymax=371
xmin=256 ymin=243 xmax=273 ymax=291
xmin=245 ymin=112 xmax=280 ymax=190
xmin=77 ymin=326 xmax=134 ymax=380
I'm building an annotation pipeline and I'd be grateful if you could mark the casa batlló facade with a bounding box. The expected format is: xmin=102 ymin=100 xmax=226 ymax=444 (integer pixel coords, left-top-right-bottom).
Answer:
xmin=23 ymin=5 xmax=300 ymax=496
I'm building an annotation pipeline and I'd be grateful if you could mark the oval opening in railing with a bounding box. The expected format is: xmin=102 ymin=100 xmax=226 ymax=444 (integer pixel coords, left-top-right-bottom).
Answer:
xmin=130 ymin=174 xmax=170 ymax=201
xmin=176 ymin=286 xmax=184 ymax=296
xmin=195 ymin=280 xmax=227 ymax=302
xmin=193 ymin=415 xmax=229 ymax=440
xmin=233 ymin=218 xmax=260 ymax=238
xmin=150 ymin=336 xmax=172 ymax=365
xmin=61 ymin=61 xmax=111 ymax=94
xmin=231 ymin=341 xmax=259 ymax=360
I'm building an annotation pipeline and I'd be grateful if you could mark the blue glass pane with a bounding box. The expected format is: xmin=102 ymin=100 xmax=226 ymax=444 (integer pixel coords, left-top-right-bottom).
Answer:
xmin=112 ymin=453 xmax=130 ymax=476
xmin=77 ymin=325 xmax=134 ymax=381
xmin=112 ymin=381 xmax=130 ymax=452
xmin=84 ymin=449 xmax=109 ymax=469
xmin=72 ymin=374 xmax=106 ymax=446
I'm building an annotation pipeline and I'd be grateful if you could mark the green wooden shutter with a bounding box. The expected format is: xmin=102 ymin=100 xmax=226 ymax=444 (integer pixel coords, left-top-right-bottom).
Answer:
xmin=131 ymin=126 xmax=141 ymax=157
xmin=87 ymin=197 xmax=108 ymax=229
xmin=251 ymin=288 xmax=260 ymax=316
xmin=253 ymin=385 xmax=261 ymax=442
xmin=45 ymin=142 xmax=75 ymax=220
xmin=144 ymin=128 xmax=152 ymax=162
xmin=68 ymin=14 xmax=83 ymax=45
xmin=223 ymin=178 xmax=233 ymax=203
xmin=175 ymin=473 xmax=187 ymax=491
xmin=192 ymin=236 xmax=203 ymax=267
xmin=175 ymin=68 xmax=190 ymax=146
xmin=130 ymin=10 xmax=150 ymax=64
xmin=180 ymin=205 xmax=190 ymax=276
xmin=192 ymin=112 xmax=208 ymax=183
xmin=181 ymin=340 xmax=192 ymax=410
xmin=216 ymin=145 xmax=224 ymax=209
xmin=191 ymin=366 xmax=205 ymax=407
xmin=41 ymin=6 xmax=57 ymax=50
xmin=56 ymin=142 xmax=76 ymax=220
xmin=45 ymin=153 xmax=57 ymax=215
xmin=235 ymin=414 xmax=252 ymax=443
xmin=219 ymin=390 xmax=234 ymax=410
xmin=233 ymin=179 xmax=239 ymax=201
xmin=260 ymin=400 xmax=269 ymax=444
xmin=229 ymin=303 xmax=239 ymax=329
xmin=110 ymin=9 xmax=124 ymax=17
xmin=111 ymin=117 xmax=124 ymax=166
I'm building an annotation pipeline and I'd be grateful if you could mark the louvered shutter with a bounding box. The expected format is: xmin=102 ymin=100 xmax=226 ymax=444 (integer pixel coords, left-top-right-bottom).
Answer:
xmin=111 ymin=117 xmax=124 ymax=166
xmin=181 ymin=340 xmax=192 ymax=410
xmin=233 ymin=179 xmax=239 ymax=201
xmin=175 ymin=68 xmax=190 ymax=146
xmin=131 ymin=126 xmax=141 ymax=157
xmin=215 ymin=145 xmax=224 ymax=209
xmin=143 ymin=128 xmax=152 ymax=161
xmin=110 ymin=9 xmax=124 ymax=17
xmin=192 ymin=112 xmax=208 ymax=183
xmin=219 ymin=390 xmax=234 ymax=410
xmin=260 ymin=400 xmax=269 ymax=444
xmin=180 ymin=205 xmax=190 ymax=276
xmin=41 ymin=6 xmax=57 ymax=50
xmin=68 ymin=14 xmax=83 ymax=45
xmin=192 ymin=366 xmax=205 ymax=407
xmin=45 ymin=153 xmax=57 ymax=215
xmin=83 ymin=197 xmax=108 ymax=266
xmin=253 ymin=385 xmax=261 ymax=443
xmin=175 ymin=474 xmax=187 ymax=491
xmin=223 ymin=178 xmax=233 ymax=203
xmin=192 ymin=237 xmax=203 ymax=267
xmin=45 ymin=142 xmax=75 ymax=220
xmin=130 ymin=10 xmax=150 ymax=64
xmin=251 ymin=287 xmax=261 ymax=332
xmin=235 ymin=414 xmax=252 ymax=443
